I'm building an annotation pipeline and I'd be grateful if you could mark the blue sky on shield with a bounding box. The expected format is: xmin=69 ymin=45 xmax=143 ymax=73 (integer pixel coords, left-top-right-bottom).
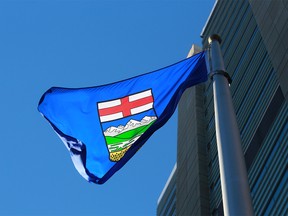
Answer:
xmin=0 ymin=1 xmax=214 ymax=215
xmin=101 ymin=109 xmax=157 ymax=131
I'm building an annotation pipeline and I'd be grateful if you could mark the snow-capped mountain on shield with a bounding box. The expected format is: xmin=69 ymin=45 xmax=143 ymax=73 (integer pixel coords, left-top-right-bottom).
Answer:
xmin=104 ymin=116 xmax=157 ymax=137
xmin=103 ymin=116 xmax=157 ymax=162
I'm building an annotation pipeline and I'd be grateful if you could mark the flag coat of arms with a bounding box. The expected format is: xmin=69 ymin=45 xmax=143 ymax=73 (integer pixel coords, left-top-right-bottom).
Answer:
xmin=98 ymin=89 xmax=157 ymax=162
xmin=38 ymin=51 xmax=208 ymax=184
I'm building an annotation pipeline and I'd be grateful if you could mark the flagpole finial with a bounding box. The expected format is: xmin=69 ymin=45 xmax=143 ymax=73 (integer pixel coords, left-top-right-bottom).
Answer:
xmin=208 ymin=34 xmax=222 ymax=44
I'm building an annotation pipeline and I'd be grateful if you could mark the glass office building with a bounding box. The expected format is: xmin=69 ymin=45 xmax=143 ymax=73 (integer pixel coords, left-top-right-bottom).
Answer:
xmin=157 ymin=0 xmax=288 ymax=215
xmin=157 ymin=164 xmax=177 ymax=216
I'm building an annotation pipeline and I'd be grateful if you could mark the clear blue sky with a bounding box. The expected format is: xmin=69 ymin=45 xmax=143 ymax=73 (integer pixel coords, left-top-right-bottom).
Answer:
xmin=0 ymin=1 xmax=214 ymax=215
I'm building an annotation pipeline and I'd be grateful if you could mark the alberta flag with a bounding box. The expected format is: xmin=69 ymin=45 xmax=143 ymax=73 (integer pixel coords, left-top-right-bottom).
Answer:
xmin=38 ymin=51 xmax=208 ymax=184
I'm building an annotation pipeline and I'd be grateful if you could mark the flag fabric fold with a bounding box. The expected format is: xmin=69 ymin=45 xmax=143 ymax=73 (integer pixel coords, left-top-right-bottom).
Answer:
xmin=38 ymin=51 xmax=208 ymax=184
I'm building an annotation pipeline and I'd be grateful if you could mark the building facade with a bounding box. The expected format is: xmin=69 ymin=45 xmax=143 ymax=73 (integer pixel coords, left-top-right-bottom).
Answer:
xmin=157 ymin=164 xmax=177 ymax=216
xmin=157 ymin=0 xmax=288 ymax=215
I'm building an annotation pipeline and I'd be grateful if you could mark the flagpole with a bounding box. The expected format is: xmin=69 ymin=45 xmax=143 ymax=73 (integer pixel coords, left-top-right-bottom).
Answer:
xmin=208 ymin=34 xmax=254 ymax=215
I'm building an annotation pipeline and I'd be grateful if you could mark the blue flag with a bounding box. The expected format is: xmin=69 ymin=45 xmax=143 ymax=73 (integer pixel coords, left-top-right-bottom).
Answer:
xmin=38 ymin=51 xmax=208 ymax=184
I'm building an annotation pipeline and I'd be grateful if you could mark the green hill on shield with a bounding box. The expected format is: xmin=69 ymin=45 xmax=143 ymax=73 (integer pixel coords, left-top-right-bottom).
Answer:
xmin=105 ymin=120 xmax=155 ymax=149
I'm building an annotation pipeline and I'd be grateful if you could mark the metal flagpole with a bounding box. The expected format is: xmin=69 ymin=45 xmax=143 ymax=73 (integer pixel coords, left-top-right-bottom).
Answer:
xmin=208 ymin=34 xmax=254 ymax=215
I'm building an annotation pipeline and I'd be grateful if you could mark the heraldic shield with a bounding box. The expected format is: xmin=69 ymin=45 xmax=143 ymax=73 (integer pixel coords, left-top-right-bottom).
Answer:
xmin=97 ymin=89 xmax=157 ymax=162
